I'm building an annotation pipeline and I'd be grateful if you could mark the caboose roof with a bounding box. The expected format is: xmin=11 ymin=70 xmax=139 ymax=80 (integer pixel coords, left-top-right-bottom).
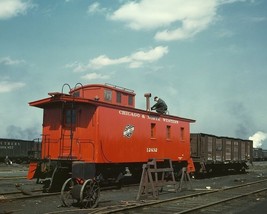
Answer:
xmin=29 ymin=95 xmax=195 ymax=123
xmin=29 ymin=83 xmax=195 ymax=123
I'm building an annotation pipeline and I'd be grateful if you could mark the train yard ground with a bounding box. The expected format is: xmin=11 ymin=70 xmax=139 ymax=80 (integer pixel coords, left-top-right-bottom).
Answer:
xmin=1 ymin=162 xmax=267 ymax=214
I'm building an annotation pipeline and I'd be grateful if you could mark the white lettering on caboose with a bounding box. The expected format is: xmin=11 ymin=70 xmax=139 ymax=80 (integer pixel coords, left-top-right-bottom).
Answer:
xmin=147 ymin=115 xmax=161 ymax=121
xmin=162 ymin=118 xmax=179 ymax=124
xmin=119 ymin=110 xmax=140 ymax=118
xmin=118 ymin=110 xmax=179 ymax=124
xmin=146 ymin=148 xmax=158 ymax=153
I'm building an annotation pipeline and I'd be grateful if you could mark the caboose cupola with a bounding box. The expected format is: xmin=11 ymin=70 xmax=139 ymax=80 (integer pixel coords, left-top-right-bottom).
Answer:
xmin=70 ymin=83 xmax=136 ymax=108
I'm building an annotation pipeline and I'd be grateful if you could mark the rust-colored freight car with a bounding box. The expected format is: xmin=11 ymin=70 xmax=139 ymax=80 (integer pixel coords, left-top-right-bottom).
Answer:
xmin=0 ymin=138 xmax=41 ymax=163
xmin=253 ymin=148 xmax=267 ymax=161
xmin=191 ymin=133 xmax=253 ymax=175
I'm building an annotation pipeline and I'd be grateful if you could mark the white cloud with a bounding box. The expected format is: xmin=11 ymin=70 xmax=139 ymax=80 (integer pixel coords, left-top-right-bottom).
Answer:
xmin=131 ymin=46 xmax=169 ymax=62
xmin=249 ymin=131 xmax=267 ymax=148
xmin=89 ymin=46 xmax=168 ymax=69
xmin=155 ymin=15 xmax=215 ymax=41
xmin=0 ymin=57 xmax=25 ymax=65
xmin=109 ymin=0 xmax=246 ymax=41
xmin=87 ymin=2 xmax=107 ymax=14
xmin=81 ymin=73 xmax=109 ymax=80
xmin=0 ymin=0 xmax=34 ymax=20
xmin=129 ymin=61 xmax=143 ymax=69
xmin=0 ymin=81 xmax=25 ymax=93
xmin=89 ymin=55 xmax=130 ymax=69
xmin=109 ymin=1 xmax=175 ymax=30
xmin=67 ymin=46 xmax=168 ymax=71
xmin=65 ymin=61 xmax=87 ymax=72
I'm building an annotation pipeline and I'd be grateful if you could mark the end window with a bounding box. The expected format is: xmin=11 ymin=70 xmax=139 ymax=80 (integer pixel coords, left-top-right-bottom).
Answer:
xmin=166 ymin=125 xmax=171 ymax=139
xmin=116 ymin=92 xmax=121 ymax=103
xmin=128 ymin=95 xmax=133 ymax=106
xmin=180 ymin=127 xmax=184 ymax=141
xmin=64 ymin=109 xmax=76 ymax=126
xmin=104 ymin=90 xmax=112 ymax=102
xmin=151 ymin=123 xmax=156 ymax=138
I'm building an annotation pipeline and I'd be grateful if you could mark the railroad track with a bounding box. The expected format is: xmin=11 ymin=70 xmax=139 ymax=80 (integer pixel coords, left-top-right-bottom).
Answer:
xmin=132 ymin=178 xmax=267 ymax=214
xmin=62 ymin=178 xmax=267 ymax=214
xmin=0 ymin=176 xmax=27 ymax=180
xmin=0 ymin=183 xmax=137 ymax=203
xmin=2 ymin=178 xmax=267 ymax=213
xmin=0 ymin=188 xmax=60 ymax=201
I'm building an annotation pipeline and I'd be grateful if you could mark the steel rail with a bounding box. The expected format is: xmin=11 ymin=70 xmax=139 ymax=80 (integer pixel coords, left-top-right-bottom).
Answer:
xmin=0 ymin=183 xmax=139 ymax=203
xmin=0 ymin=189 xmax=43 ymax=196
xmin=0 ymin=191 xmax=60 ymax=201
xmin=177 ymin=187 xmax=267 ymax=214
xmin=92 ymin=178 xmax=267 ymax=214
xmin=0 ymin=176 xmax=27 ymax=180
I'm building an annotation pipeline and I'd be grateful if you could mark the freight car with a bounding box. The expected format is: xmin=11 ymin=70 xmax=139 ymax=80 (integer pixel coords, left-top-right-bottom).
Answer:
xmin=0 ymin=138 xmax=41 ymax=163
xmin=191 ymin=133 xmax=253 ymax=175
xmin=253 ymin=148 xmax=267 ymax=161
xmin=27 ymin=83 xmax=195 ymax=207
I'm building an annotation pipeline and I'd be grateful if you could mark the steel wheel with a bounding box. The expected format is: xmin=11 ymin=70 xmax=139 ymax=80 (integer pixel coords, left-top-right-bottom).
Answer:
xmin=60 ymin=178 xmax=79 ymax=207
xmin=80 ymin=179 xmax=100 ymax=208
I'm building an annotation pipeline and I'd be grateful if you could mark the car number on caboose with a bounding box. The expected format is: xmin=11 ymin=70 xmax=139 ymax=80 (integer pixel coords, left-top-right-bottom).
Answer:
xmin=146 ymin=148 xmax=158 ymax=153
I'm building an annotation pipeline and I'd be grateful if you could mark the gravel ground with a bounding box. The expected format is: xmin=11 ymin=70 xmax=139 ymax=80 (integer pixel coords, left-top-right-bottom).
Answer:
xmin=0 ymin=162 xmax=267 ymax=214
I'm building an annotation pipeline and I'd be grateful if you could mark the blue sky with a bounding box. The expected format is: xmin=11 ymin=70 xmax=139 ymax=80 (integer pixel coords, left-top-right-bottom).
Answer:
xmin=0 ymin=0 xmax=267 ymax=148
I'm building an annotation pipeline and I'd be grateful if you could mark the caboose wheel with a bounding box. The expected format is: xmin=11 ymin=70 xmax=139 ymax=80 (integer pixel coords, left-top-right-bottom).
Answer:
xmin=60 ymin=178 xmax=79 ymax=207
xmin=80 ymin=179 xmax=100 ymax=208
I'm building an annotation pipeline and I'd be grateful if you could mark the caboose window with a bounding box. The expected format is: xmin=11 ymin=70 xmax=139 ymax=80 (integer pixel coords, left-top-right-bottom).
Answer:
xmin=65 ymin=109 xmax=76 ymax=126
xmin=151 ymin=123 xmax=156 ymax=138
xmin=104 ymin=89 xmax=112 ymax=102
xmin=116 ymin=92 xmax=121 ymax=103
xmin=73 ymin=91 xmax=80 ymax=97
xmin=180 ymin=127 xmax=184 ymax=141
xmin=166 ymin=125 xmax=171 ymax=139
xmin=128 ymin=95 xmax=133 ymax=106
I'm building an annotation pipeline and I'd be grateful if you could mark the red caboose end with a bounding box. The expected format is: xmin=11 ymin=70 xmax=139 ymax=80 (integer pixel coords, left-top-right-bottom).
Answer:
xmin=28 ymin=83 xmax=195 ymax=194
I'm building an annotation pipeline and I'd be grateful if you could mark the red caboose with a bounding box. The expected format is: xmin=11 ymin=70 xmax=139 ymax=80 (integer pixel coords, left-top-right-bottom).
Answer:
xmin=28 ymin=83 xmax=195 ymax=197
